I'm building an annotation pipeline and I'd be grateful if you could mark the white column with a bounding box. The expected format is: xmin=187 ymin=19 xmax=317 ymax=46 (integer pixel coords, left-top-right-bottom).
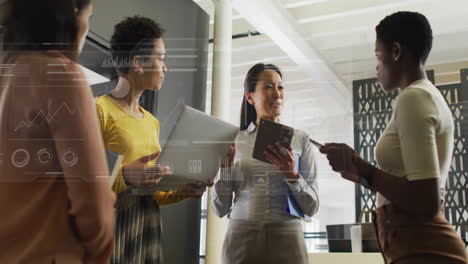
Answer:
xmin=210 ymin=0 xmax=232 ymax=120
xmin=206 ymin=1 xmax=232 ymax=264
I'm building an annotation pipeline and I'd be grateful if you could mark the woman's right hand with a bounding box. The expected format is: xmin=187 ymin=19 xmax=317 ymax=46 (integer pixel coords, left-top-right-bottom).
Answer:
xmin=221 ymin=143 xmax=236 ymax=168
xmin=319 ymin=143 xmax=365 ymax=183
xmin=123 ymin=152 xmax=173 ymax=187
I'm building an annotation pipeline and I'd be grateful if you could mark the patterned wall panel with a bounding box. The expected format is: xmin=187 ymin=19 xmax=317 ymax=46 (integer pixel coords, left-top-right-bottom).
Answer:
xmin=437 ymin=83 xmax=467 ymax=244
xmin=352 ymin=79 xmax=397 ymax=219
xmin=353 ymin=70 xmax=468 ymax=244
xmin=455 ymin=69 xmax=468 ymax=244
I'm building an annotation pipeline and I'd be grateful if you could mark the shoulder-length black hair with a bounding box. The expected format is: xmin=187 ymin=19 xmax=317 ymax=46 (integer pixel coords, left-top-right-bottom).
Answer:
xmin=0 ymin=0 xmax=91 ymax=61
xmin=240 ymin=63 xmax=282 ymax=130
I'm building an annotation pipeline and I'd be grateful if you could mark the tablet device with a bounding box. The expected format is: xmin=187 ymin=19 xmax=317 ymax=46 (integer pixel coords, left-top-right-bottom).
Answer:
xmin=252 ymin=119 xmax=294 ymax=164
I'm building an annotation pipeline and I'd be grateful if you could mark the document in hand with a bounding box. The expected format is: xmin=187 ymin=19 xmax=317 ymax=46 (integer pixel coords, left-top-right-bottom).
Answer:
xmin=155 ymin=104 xmax=239 ymax=191
xmin=105 ymin=149 xmax=124 ymax=186
xmin=252 ymin=119 xmax=294 ymax=164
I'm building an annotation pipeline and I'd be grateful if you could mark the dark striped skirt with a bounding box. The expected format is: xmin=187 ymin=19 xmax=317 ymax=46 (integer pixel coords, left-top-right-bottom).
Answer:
xmin=110 ymin=192 xmax=162 ymax=264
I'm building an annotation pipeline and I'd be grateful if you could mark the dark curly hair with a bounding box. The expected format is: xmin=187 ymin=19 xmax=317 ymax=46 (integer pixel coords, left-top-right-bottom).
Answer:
xmin=110 ymin=16 xmax=165 ymax=76
xmin=376 ymin=11 xmax=433 ymax=64
xmin=240 ymin=63 xmax=282 ymax=130
xmin=1 ymin=0 xmax=91 ymax=60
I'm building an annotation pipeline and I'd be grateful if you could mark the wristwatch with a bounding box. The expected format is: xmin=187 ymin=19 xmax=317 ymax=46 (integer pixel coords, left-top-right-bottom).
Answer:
xmin=360 ymin=163 xmax=375 ymax=189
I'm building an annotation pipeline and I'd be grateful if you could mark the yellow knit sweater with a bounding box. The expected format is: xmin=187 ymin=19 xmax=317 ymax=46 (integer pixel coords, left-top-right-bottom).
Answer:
xmin=96 ymin=95 xmax=188 ymax=206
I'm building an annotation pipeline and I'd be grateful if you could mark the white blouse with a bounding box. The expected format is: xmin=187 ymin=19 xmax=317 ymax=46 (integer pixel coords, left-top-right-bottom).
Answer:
xmin=375 ymin=79 xmax=454 ymax=207
xmin=210 ymin=122 xmax=319 ymax=222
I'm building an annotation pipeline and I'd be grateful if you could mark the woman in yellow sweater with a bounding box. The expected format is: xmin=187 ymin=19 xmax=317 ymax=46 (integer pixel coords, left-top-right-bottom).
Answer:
xmin=97 ymin=16 xmax=209 ymax=264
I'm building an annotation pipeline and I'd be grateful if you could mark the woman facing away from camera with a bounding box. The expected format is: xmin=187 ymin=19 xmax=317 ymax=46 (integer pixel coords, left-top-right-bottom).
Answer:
xmin=210 ymin=63 xmax=319 ymax=264
xmin=97 ymin=16 xmax=211 ymax=264
xmin=320 ymin=11 xmax=467 ymax=264
xmin=0 ymin=0 xmax=116 ymax=263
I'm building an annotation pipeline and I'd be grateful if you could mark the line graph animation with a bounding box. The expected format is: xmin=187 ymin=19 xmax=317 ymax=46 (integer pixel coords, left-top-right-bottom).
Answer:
xmin=14 ymin=102 xmax=75 ymax=132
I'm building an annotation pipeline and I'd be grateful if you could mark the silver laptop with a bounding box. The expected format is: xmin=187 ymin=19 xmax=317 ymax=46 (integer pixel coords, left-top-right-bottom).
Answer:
xmin=155 ymin=104 xmax=239 ymax=191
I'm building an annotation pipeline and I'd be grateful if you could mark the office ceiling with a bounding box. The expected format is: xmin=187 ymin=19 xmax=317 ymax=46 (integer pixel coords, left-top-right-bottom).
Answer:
xmin=195 ymin=0 xmax=468 ymax=124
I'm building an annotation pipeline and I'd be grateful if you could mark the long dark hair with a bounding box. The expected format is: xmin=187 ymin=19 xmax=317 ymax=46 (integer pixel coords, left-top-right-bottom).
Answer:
xmin=240 ymin=63 xmax=282 ymax=130
xmin=0 ymin=0 xmax=91 ymax=61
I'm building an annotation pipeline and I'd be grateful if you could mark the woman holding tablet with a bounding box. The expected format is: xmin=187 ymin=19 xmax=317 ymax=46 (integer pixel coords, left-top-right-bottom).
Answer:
xmin=211 ymin=63 xmax=319 ymax=264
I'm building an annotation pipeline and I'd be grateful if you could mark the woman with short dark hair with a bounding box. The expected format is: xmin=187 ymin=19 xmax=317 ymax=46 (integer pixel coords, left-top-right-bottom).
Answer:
xmin=0 ymin=0 xmax=116 ymax=263
xmin=321 ymin=11 xmax=467 ymax=264
xmin=211 ymin=63 xmax=319 ymax=264
xmin=97 ymin=16 xmax=210 ymax=264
